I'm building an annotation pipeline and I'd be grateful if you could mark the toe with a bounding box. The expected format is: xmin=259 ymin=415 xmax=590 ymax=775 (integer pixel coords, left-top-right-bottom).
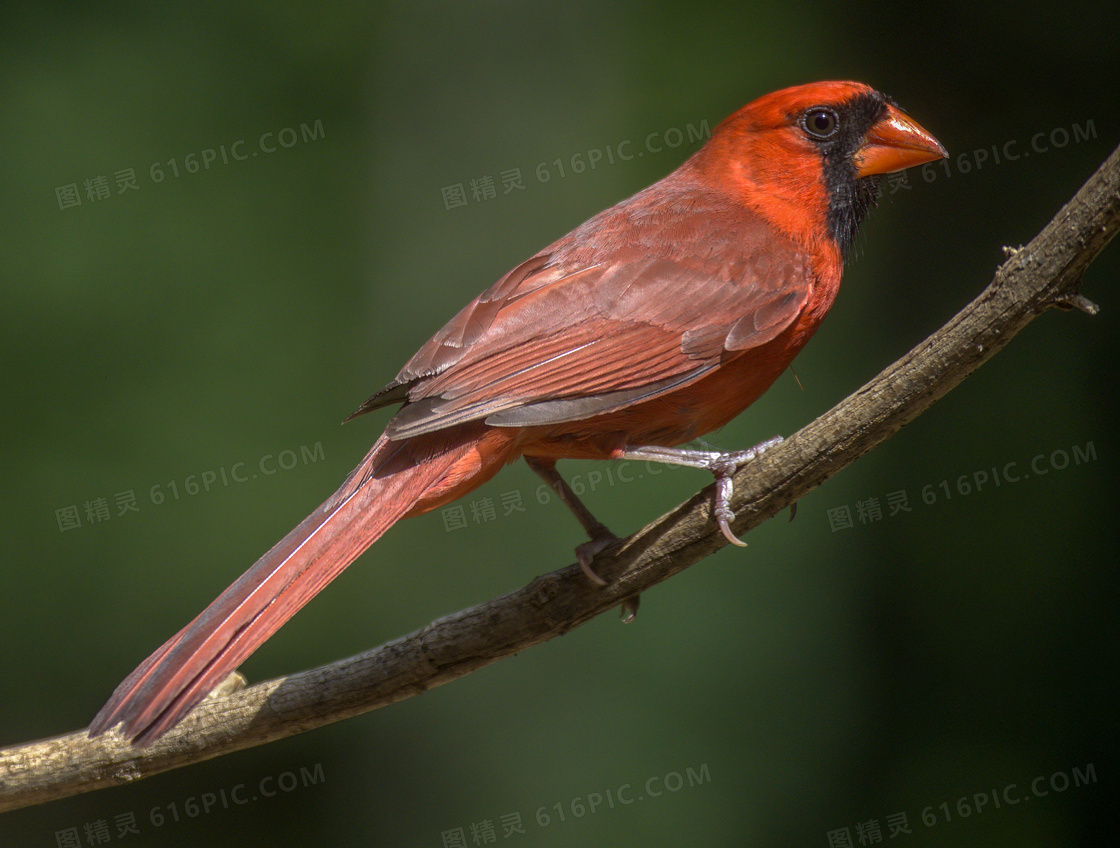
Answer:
xmin=575 ymin=532 xmax=619 ymax=586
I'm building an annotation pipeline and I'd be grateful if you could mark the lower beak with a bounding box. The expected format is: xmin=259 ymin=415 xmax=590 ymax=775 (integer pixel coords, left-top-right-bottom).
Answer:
xmin=855 ymin=105 xmax=947 ymax=177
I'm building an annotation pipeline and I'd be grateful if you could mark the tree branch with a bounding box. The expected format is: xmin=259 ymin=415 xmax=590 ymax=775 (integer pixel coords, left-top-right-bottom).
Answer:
xmin=3 ymin=141 xmax=1117 ymax=815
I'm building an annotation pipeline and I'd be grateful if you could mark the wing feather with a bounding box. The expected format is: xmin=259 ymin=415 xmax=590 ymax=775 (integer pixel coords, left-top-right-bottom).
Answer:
xmin=353 ymin=188 xmax=816 ymax=439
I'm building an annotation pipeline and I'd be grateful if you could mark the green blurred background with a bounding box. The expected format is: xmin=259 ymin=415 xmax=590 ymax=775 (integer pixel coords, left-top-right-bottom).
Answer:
xmin=2 ymin=1 xmax=1116 ymax=845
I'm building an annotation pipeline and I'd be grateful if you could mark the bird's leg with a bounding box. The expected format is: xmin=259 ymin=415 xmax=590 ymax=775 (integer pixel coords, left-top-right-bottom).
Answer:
xmin=524 ymin=456 xmax=618 ymax=586
xmin=619 ymin=436 xmax=784 ymax=546
xmin=525 ymin=457 xmax=641 ymax=622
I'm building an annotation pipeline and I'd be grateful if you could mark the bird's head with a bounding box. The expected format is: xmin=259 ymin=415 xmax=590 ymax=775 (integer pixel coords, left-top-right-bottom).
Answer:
xmin=697 ymin=81 xmax=947 ymax=258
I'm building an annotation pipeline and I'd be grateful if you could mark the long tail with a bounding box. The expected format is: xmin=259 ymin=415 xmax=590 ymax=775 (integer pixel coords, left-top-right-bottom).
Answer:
xmin=89 ymin=424 xmax=513 ymax=746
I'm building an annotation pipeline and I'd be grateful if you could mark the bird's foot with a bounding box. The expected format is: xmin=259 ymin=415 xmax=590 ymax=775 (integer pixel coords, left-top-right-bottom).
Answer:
xmin=621 ymin=436 xmax=784 ymax=546
xmin=575 ymin=529 xmax=640 ymax=622
xmin=575 ymin=529 xmax=620 ymax=586
xmin=705 ymin=437 xmax=784 ymax=545
xmin=524 ymin=456 xmax=637 ymax=621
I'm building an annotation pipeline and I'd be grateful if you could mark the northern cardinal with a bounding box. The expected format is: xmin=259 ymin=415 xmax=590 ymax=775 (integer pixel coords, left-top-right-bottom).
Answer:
xmin=90 ymin=81 xmax=945 ymax=745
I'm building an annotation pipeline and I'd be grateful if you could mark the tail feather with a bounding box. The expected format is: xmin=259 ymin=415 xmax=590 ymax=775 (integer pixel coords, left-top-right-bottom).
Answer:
xmin=89 ymin=428 xmax=494 ymax=746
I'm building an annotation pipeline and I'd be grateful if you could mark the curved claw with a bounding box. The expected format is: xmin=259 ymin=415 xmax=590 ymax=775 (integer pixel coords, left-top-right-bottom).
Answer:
xmin=578 ymin=555 xmax=609 ymax=586
xmin=619 ymin=594 xmax=641 ymax=623
xmin=713 ymin=475 xmax=748 ymax=547
xmin=575 ymin=532 xmax=618 ymax=586
xmin=717 ymin=511 xmax=749 ymax=547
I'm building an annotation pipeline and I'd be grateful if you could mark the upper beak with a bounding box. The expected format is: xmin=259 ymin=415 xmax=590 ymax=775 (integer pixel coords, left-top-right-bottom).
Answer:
xmin=855 ymin=104 xmax=947 ymax=177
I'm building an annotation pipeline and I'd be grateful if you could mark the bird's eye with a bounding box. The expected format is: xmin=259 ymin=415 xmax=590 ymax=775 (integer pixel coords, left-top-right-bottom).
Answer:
xmin=802 ymin=107 xmax=839 ymax=140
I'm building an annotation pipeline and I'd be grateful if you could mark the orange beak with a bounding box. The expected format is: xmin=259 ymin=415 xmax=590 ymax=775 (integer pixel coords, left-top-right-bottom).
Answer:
xmin=855 ymin=104 xmax=947 ymax=177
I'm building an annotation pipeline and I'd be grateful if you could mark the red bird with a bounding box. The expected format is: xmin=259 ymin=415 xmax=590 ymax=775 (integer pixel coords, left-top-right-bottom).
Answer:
xmin=90 ymin=81 xmax=945 ymax=745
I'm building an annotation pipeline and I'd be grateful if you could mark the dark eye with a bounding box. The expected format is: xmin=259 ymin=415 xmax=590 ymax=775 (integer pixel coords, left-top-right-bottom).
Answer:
xmin=802 ymin=107 xmax=839 ymax=140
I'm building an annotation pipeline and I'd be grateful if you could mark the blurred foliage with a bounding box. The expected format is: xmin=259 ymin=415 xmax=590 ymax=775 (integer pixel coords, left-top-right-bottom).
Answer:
xmin=1 ymin=1 xmax=1116 ymax=845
